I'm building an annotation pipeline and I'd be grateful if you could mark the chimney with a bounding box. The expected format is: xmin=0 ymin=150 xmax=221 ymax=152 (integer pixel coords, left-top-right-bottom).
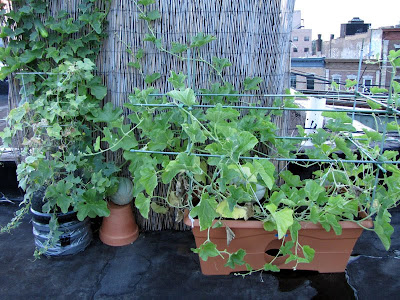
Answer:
xmin=317 ymin=34 xmax=322 ymax=52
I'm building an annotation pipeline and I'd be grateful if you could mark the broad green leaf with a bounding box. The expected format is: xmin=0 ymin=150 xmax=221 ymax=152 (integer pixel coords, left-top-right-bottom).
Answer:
xmin=139 ymin=10 xmax=161 ymax=21
xmin=170 ymin=42 xmax=188 ymax=54
xmin=205 ymin=103 xmax=239 ymax=123
xmin=92 ymin=102 xmax=122 ymax=123
xmin=334 ymin=137 xmax=353 ymax=158
xmin=212 ymin=221 xmax=223 ymax=229
xmin=269 ymin=190 xmax=287 ymax=206
xmin=94 ymin=136 xmax=101 ymax=151
xmin=139 ymin=167 xmax=158 ymax=195
xmin=370 ymin=87 xmax=388 ymax=94
xmin=387 ymin=121 xmax=399 ymax=131
xmin=20 ymin=49 xmax=42 ymax=63
xmin=253 ymin=160 xmax=275 ymax=190
xmin=225 ymin=249 xmax=246 ymax=269
xmin=145 ymin=72 xmax=161 ymax=84
xmin=362 ymin=129 xmax=382 ymax=141
xmin=232 ymin=131 xmax=258 ymax=160
xmin=162 ymin=153 xmax=202 ymax=183
xmin=138 ymin=0 xmax=155 ymax=5
xmin=226 ymin=185 xmax=252 ymax=211
xmin=302 ymin=245 xmax=315 ymax=263
xmin=135 ymin=192 xmax=151 ymax=219
xmin=325 ymin=214 xmax=342 ymax=235
xmin=374 ymin=209 xmax=394 ymax=250
xmin=190 ymin=192 xmax=219 ymax=231
xmin=168 ymin=71 xmax=187 ymax=90
xmin=309 ymin=128 xmax=330 ymax=145
xmin=325 ymin=120 xmax=356 ymax=132
xmin=144 ymin=34 xmax=157 ymax=42
xmin=280 ymin=170 xmax=302 ymax=187
xmin=285 ymin=254 xmax=298 ymax=264
xmin=263 ymin=220 xmax=276 ymax=231
xmin=366 ymin=99 xmax=382 ymax=109
xmin=167 ymin=88 xmax=196 ymax=106
xmin=244 ymin=77 xmax=263 ymax=91
xmin=322 ymin=111 xmax=352 ymax=123
xmin=151 ymin=202 xmax=168 ymax=214
xmin=263 ymin=263 xmax=280 ymax=272
xmin=191 ymin=242 xmax=219 ymax=261
xmin=265 ymin=204 xmax=293 ymax=239
xmin=190 ymin=33 xmax=216 ymax=48
xmin=345 ymin=79 xmax=357 ymax=88
xmin=90 ymin=85 xmax=107 ymax=100
xmin=76 ymin=190 xmax=110 ymax=221
xmin=182 ymin=122 xmax=207 ymax=143
xmin=135 ymin=49 xmax=144 ymax=59
xmin=304 ymin=180 xmax=325 ymax=200
xmin=274 ymin=208 xmax=294 ymax=239
xmin=46 ymin=124 xmax=62 ymax=139
xmin=212 ymin=56 xmax=232 ymax=73
xmin=128 ymin=61 xmax=141 ymax=69
xmin=310 ymin=206 xmax=319 ymax=224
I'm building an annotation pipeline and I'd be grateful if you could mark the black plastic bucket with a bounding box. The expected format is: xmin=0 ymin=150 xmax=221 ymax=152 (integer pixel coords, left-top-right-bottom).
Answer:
xmin=30 ymin=208 xmax=92 ymax=256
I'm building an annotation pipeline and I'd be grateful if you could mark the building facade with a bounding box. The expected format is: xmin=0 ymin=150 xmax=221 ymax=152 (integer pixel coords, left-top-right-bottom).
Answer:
xmin=291 ymin=10 xmax=313 ymax=58
xmin=290 ymin=14 xmax=400 ymax=92
xmin=381 ymin=27 xmax=400 ymax=88
xmin=291 ymin=58 xmax=326 ymax=91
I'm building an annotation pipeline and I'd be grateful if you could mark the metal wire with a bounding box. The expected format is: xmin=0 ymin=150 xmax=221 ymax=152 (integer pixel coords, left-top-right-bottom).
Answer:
xmin=129 ymin=149 xmax=400 ymax=165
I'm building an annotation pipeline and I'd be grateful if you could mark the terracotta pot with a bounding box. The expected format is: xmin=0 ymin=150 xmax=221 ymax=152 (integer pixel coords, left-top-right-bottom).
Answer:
xmin=99 ymin=202 xmax=139 ymax=246
xmin=184 ymin=214 xmax=373 ymax=275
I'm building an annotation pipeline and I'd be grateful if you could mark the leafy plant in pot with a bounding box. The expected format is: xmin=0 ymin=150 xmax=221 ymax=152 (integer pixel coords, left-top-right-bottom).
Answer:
xmin=0 ymin=0 xmax=119 ymax=256
xmin=95 ymin=9 xmax=400 ymax=273
xmin=0 ymin=59 xmax=120 ymax=256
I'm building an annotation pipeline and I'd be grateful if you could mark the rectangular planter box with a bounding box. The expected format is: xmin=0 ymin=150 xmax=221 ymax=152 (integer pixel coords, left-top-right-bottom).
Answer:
xmin=184 ymin=215 xmax=373 ymax=275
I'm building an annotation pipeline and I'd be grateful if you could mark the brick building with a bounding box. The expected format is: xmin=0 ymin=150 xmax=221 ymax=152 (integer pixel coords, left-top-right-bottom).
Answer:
xmin=381 ymin=27 xmax=400 ymax=88
xmin=291 ymin=58 xmax=326 ymax=91
xmin=325 ymin=59 xmax=380 ymax=92
xmin=291 ymin=10 xmax=313 ymax=58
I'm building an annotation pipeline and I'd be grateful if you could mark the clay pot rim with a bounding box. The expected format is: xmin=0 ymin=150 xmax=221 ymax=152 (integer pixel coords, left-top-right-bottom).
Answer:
xmin=183 ymin=210 xmax=373 ymax=230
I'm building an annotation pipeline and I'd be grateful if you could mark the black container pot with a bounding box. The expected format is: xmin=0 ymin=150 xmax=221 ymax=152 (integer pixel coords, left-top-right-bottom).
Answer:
xmin=30 ymin=208 xmax=92 ymax=256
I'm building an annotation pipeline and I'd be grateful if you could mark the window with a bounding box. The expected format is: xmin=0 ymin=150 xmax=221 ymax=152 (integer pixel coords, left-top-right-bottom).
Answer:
xmin=304 ymin=36 xmax=310 ymax=41
xmin=293 ymin=47 xmax=298 ymax=53
xmin=293 ymin=36 xmax=298 ymax=41
xmin=332 ymin=75 xmax=341 ymax=90
xmin=304 ymin=47 xmax=309 ymax=53
xmin=307 ymin=75 xmax=315 ymax=90
xmin=346 ymin=75 xmax=357 ymax=91
xmin=290 ymin=74 xmax=297 ymax=89
xmin=363 ymin=77 xmax=373 ymax=92
xmin=332 ymin=75 xmax=341 ymax=84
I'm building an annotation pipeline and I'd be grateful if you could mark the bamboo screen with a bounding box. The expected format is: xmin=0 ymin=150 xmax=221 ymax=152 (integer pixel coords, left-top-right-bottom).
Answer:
xmin=97 ymin=0 xmax=295 ymax=230
xmin=7 ymin=0 xmax=295 ymax=230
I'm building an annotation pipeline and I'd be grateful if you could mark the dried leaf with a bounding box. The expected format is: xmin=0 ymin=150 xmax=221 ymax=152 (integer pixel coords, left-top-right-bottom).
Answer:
xmin=226 ymin=226 xmax=235 ymax=246
xmin=175 ymin=210 xmax=184 ymax=222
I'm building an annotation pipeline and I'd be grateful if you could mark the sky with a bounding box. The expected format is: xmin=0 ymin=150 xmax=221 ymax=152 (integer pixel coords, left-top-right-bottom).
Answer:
xmin=294 ymin=0 xmax=400 ymax=41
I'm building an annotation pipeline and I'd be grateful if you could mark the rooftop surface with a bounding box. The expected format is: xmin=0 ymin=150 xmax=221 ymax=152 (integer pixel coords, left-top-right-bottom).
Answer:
xmin=1 ymin=198 xmax=399 ymax=300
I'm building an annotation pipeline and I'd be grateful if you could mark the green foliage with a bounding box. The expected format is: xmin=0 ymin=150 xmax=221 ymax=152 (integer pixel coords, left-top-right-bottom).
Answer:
xmin=170 ymin=42 xmax=188 ymax=54
xmin=244 ymin=77 xmax=263 ymax=91
xmin=190 ymin=33 xmax=217 ymax=48
xmin=191 ymin=242 xmax=220 ymax=261
xmin=145 ymin=72 xmax=161 ymax=84
xmin=0 ymin=1 xmax=119 ymax=256
xmin=225 ymin=249 xmax=246 ymax=269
